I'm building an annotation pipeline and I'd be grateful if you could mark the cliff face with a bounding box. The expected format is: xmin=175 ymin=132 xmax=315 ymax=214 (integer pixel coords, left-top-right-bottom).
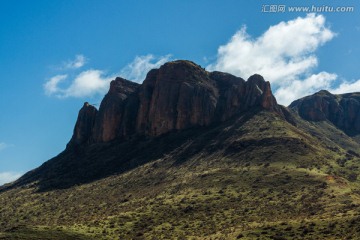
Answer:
xmin=92 ymin=78 xmax=139 ymax=142
xmin=290 ymin=90 xmax=360 ymax=134
xmin=69 ymin=60 xmax=281 ymax=145
xmin=137 ymin=61 xmax=219 ymax=136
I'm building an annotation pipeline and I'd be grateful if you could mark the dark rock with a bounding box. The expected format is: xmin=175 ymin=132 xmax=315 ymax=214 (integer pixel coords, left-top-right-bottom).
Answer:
xmin=69 ymin=102 xmax=98 ymax=146
xmin=92 ymin=77 xmax=139 ymax=142
xmin=245 ymin=74 xmax=279 ymax=111
xmin=210 ymin=71 xmax=246 ymax=121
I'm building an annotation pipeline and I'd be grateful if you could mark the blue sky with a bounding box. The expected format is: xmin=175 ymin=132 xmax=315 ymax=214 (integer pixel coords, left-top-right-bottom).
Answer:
xmin=0 ymin=0 xmax=359 ymax=184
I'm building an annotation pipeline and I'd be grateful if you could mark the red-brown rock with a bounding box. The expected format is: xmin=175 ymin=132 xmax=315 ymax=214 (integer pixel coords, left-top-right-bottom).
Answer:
xmin=69 ymin=60 xmax=284 ymax=145
xmin=137 ymin=61 xmax=218 ymax=136
xmin=92 ymin=77 xmax=139 ymax=142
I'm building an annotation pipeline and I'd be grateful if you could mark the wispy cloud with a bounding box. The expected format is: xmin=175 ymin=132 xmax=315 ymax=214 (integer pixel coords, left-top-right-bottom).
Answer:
xmin=207 ymin=14 xmax=346 ymax=105
xmin=44 ymin=74 xmax=68 ymax=96
xmin=44 ymin=54 xmax=171 ymax=98
xmin=120 ymin=54 xmax=172 ymax=83
xmin=331 ymin=79 xmax=360 ymax=94
xmin=0 ymin=142 xmax=13 ymax=152
xmin=0 ymin=172 xmax=22 ymax=185
xmin=62 ymin=54 xmax=87 ymax=70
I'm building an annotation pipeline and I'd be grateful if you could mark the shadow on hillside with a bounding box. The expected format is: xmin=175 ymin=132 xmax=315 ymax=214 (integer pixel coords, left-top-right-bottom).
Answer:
xmin=14 ymin=130 xmax=207 ymax=192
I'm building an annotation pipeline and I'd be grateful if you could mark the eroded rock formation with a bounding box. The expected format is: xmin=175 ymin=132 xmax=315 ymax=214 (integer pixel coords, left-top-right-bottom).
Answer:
xmin=69 ymin=60 xmax=282 ymax=145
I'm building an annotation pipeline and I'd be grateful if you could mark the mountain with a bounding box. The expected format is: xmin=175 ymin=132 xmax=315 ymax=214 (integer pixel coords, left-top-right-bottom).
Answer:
xmin=1 ymin=60 xmax=360 ymax=240
xmin=8 ymin=60 xmax=290 ymax=191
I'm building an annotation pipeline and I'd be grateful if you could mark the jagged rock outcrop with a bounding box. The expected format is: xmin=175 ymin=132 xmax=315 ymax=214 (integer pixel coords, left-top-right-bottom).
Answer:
xmin=245 ymin=74 xmax=280 ymax=111
xmin=69 ymin=60 xmax=282 ymax=145
xmin=69 ymin=102 xmax=98 ymax=145
xmin=92 ymin=78 xmax=139 ymax=142
xmin=290 ymin=90 xmax=360 ymax=134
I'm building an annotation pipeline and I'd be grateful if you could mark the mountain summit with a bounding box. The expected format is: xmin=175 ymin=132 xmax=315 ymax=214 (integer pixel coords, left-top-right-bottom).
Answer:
xmin=69 ymin=60 xmax=283 ymax=146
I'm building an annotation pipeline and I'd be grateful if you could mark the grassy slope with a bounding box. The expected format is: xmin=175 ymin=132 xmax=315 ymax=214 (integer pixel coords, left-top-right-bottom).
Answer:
xmin=1 ymin=110 xmax=360 ymax=239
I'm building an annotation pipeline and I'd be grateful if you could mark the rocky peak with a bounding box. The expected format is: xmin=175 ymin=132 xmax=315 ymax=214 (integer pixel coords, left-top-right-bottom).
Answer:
xmin=137 ymin=60 xmax=218 ymax=136
xmin=69 ymin=60 xmax=284 ymax=146
xmin=92 ymin=78 xmax=140 ymax=143
xmin=156 ymin=60 xmax=208 ymax=83
xmin=245 ymin=74 xmax=279 ymax=111
xmin=69 ymin=102 xmax=98 ymax=146
xmin=290 ymin=91 xmax=360 ymax=134
xmin=109 ymin=77 xmax=138 ymax=95
xmin=317 ymin=90 xmax=333 ymax=96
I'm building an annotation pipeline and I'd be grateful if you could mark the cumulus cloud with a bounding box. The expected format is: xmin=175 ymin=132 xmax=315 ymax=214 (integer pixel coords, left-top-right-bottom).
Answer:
xmin=45 ymin=54 xmax=113 ymax=98
xmin=276 ymin=72 xmax=337 ymax=104
xmin=120 ymin=54 xmax=172 ymax=83
xmin=45 ymin=54 xmax=171 ymax=98
xmin=44 ymin=70 xmax=113 ymax=98
xmin=208 ymin=14 xmax=341 ymax=105
xmin=61 ymin=70 xmax=113 ymax=98
xmin=0 ymin=172 xmax=22 ymax=185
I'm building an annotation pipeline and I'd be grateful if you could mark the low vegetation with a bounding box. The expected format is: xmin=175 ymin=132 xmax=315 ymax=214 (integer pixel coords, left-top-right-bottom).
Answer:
xmin=1 ymin=110 xmax=360 ymax=239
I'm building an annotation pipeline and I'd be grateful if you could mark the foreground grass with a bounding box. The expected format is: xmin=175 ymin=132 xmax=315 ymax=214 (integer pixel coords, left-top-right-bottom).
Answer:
xmin=0 ymin=226 xmax=92 ymax=240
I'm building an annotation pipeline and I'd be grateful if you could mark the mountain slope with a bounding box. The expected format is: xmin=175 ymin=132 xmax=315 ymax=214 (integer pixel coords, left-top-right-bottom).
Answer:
xmin=1 ymin=61 xmax=360 ymax=239
xmin=7 ymin=60 xmax=287 ymax=191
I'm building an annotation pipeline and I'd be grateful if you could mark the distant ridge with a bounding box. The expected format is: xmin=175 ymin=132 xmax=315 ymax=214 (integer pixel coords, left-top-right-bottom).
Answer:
xmin=290 ymin=90 xmax=360 ymax=135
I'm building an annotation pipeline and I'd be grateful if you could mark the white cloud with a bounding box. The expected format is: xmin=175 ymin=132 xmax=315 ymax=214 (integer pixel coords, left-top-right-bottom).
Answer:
xmin=275 ymin=72 xmax=337 ymax=104
xmin=45 ymin=54 xmax=171 ymax=98
xmin=63 ymin=54 xmax=87 ymax=69
xmin=208 ymin=14 xmax=339 ymax=105
xmin=0 ymin=172 xmax=22 ymax=185
xmin=120 ymin=54 xmax=172 ymax=83
xmin=330 ymin=79 xmax=360 ymax=94
xmin=62 ymin=70 xmax=113 ymax=98
xmin=44 ymin=74 xmax=68 ymax=96
xmin=44 ymin=70 xmax=113 ymax=98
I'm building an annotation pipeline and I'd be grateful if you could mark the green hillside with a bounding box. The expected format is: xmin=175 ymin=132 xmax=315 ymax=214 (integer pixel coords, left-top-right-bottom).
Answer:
xmin=1 ymin=109 xmax=360 ymax=239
